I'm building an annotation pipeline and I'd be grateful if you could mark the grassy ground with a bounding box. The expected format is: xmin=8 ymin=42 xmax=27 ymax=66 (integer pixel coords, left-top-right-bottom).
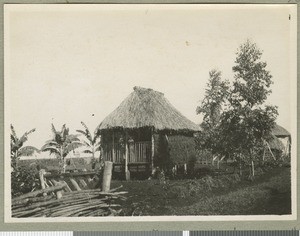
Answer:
xmin=111 ymin=167 xmax=291 ymax=216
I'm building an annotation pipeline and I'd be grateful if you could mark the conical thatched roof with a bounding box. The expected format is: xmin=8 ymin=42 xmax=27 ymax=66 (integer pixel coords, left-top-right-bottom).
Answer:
xmin=98 ymin=86 xmax=200 ymax=132
xmin=272 ymin=124 xmax=290 ymax=137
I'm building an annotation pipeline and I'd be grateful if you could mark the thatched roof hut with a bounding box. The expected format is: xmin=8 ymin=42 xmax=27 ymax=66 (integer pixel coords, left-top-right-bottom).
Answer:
xmin=270 ymin=124 xmax=291 ymax=158
xmin=97 ymin=87 xmax=200 ymax=179
xmin=98 ymin=86 xmax=200 ymax=132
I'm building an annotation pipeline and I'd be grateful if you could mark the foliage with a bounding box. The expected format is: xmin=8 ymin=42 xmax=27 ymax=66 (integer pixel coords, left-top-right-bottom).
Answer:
xmin=41 ymin=124 xmax=82 ymax=172
xmin=196 ymin=69 xmax=230 ymax=127
xmin=10 ymin=125 xmax=39 ymax=170
xmin=11 ymin=165 xmax=40 ymax=197
xmin=196 ymin=40 xmax=278 ymax=177
xmin=76 ymin=122 xmax=101 ymax=166
xmin=220 ymin=40 xmax=278 ymax=173
xmin=196 ymin=70 xmax=229 ymax=156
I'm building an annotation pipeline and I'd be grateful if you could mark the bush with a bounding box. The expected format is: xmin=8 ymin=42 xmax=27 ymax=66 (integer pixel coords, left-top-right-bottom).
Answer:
xmin=11 ymin=165 xmax=40 ymax=197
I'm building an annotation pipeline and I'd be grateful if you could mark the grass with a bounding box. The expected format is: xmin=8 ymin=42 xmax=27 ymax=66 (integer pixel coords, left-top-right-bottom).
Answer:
xmin=111 ymin=167 xmax=291 ymax=216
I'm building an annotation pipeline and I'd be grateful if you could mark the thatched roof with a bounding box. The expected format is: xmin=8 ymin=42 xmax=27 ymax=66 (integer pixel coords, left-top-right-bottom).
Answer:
xmin=268 ymin=135 xmax=285 ymax=150
xmin=98 ymin=86 xmax=200 ymax=132
xmin=272 ymin=124 xmax=290 ymax=137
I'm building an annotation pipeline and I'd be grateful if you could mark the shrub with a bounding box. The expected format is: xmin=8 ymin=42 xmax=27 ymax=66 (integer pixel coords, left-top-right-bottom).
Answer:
xmin=11 ymin=165 xmax=40 ymax=197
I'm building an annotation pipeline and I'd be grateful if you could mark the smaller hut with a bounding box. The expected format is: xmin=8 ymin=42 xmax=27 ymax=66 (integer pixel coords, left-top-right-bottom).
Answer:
xmin=97 ymin=86 xmax=200 ymax=179
xmin=271 ymin=124 xmax=291 ymax=158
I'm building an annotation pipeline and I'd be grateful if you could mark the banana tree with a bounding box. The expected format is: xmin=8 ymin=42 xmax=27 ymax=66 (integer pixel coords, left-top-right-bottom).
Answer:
xmin=76 ymin=121 xmax=101 ymax=169
xmin=41 ymin=124 xmax=82 ymax=173
xmin=10 ymin=125 xmax=40 ymax=170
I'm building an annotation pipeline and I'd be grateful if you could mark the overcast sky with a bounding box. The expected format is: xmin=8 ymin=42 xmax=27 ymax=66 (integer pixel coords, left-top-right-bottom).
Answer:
xmin=5 ymin=4 xmax=297 ymax=153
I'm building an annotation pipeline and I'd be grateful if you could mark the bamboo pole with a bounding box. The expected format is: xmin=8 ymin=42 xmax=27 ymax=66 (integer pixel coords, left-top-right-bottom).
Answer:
xmin=265 ymin=140 xmax=276 ymax=160
xmin=125 ymin=131 xmax=130 ymax=180
xmin=151 ymin=130 xmax=155 ymax=172
xmin=102 ymin=161 xmax=113 ymax=192
xmin=112 ymin=130 xmax=115 ymax=163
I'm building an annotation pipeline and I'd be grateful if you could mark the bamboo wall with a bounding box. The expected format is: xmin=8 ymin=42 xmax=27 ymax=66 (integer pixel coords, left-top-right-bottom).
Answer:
xmin=102 ymin=141 xmax=151 ymax=164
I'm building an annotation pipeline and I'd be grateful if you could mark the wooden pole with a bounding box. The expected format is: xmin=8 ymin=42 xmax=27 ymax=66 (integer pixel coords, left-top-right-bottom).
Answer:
xmin=151 ymin=130 xmax=155 ymax=172
xmin=39 ymin=169 xmax=47 ymax=196
xmin=125 ymin=131 xmax=130 ymax=180
xmin=112 ymin=130 xmax=115 ymax=163
xmin=102 ymin=161 xmax=113 ymax=192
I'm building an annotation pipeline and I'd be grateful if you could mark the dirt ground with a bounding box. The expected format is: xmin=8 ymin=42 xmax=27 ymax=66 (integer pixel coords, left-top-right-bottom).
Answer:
xmin=110 ymin=167 xmax=291 ymax=216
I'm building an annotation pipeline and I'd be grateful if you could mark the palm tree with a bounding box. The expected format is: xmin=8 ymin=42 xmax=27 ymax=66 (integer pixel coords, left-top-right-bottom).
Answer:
xmin=41 ymin=124 xmax=82 ymax=173
xmin=10 ymin=125 xmax=39 ymax=170
xmin=76 ymin=122 xmax=101 ymax=168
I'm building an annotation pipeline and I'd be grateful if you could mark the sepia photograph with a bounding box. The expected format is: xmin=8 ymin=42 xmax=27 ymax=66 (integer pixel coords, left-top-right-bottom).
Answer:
xmin=4 ymin=4 xmax=297 ymax=222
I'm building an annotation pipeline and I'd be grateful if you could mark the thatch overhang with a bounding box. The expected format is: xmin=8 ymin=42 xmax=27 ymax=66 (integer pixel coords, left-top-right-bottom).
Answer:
xmin=267 ymin=135 xmax=285 ymax=150
xmin=97 ymin=86 xmax=200 ymax=134
xmin=271 ymin=124 xmax=291 ymax=137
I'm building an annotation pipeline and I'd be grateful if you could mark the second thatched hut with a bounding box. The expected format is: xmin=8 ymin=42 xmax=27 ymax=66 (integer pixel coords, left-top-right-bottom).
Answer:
xmin=96 ymin=86 xmax=200 ymax=180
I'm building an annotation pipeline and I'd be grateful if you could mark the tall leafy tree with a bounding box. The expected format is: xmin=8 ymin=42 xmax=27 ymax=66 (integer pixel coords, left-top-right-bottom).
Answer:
xmin=76 ymin=122 xmax=101 ymax=166
xmin=197 ymin=69 xmax=229 ymax=127
xmin=41 ymin=124 xmax=82 ymax=172
xmin=220 ymin=40 xmax=278 ymax=178
xmin=10 ymin=125 xmax=39 ymax=170
xmin=196 ymin=70 xmax=229 ymax=158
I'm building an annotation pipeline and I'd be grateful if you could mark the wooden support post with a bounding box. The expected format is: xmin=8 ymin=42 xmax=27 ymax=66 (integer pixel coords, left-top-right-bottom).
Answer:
xmin=39 ymin=169 xmax=47 ymax=196
xmin=151 ymin=131 xmax=155 ymax=171
xmin=112 ymin=130 xmax=115 ymax=163
xmin=102 ymin=161 xmax=113 ymax=192
xmin=39 ymin=169 xmax=46 ymax=189
xmin=125 ymin=132 xmax=130 ymax=181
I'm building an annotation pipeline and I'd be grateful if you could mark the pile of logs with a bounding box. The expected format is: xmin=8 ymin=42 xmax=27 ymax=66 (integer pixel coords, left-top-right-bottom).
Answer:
xmin=12 ymin=161 xmax=127 ymax=218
